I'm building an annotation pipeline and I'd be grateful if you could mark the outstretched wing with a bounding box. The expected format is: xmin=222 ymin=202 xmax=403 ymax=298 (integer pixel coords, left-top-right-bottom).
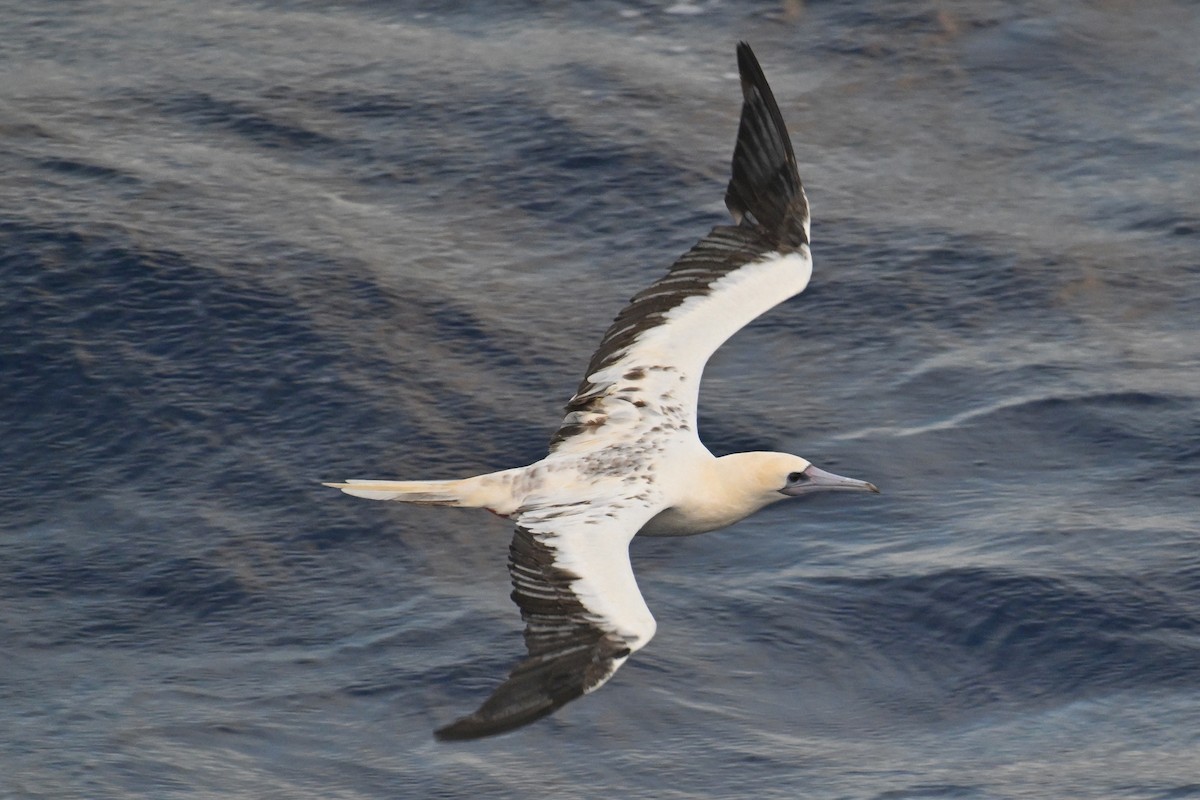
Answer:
xmin=434 ymin=501 xmax=659 ymax=740
xmin=550 ymin=42 xmax=810 ymax=453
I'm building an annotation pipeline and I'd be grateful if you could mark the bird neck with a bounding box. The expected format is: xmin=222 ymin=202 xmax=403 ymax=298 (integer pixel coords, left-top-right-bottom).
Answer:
xmin=710 ymin=451 xmax=787 ymax=511
xmin=662 ymin=452 xmax=785 ymax=534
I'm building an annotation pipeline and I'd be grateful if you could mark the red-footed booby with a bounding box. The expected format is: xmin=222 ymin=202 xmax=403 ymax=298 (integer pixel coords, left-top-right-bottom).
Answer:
xmin=326 ymin=42 xmax=878 ymax=741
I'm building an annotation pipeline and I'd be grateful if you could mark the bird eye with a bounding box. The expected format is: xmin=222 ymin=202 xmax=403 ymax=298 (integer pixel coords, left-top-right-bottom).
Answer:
xmin=787 ymin=471 xmax=808 ymax=483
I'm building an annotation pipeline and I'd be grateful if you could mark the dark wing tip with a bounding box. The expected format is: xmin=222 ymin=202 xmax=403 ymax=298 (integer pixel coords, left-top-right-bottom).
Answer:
xmin=432 ymin=635 xmax=628 ymax=741
xmin=724 ymin=42 xmax=809 ymax=250
xmin=434 ymin=695 xmax=559 ymax=742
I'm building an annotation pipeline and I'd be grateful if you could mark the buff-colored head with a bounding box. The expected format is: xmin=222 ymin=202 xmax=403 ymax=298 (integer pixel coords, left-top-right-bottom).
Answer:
xmin=721 ymin=451 xmax=878 ymax=511
xmin=643 ymin=451 xmax=878 ymax=537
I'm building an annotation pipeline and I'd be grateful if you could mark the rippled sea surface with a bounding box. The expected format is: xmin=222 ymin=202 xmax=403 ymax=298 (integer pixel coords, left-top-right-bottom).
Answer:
xmin=3 ymin=2 xmax=1199 ymax=798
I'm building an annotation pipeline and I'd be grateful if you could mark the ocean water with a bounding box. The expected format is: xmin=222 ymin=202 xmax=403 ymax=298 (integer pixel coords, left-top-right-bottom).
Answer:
xmin=2 ymin=1 xmax=1199 ymax=798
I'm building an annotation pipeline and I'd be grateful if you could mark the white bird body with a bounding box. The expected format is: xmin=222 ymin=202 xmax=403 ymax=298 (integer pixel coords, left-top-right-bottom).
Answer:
xmin=336 ymin=447 xmax=814 ymax=535
xmin=326 ymin=43 xmax=878 ymax=740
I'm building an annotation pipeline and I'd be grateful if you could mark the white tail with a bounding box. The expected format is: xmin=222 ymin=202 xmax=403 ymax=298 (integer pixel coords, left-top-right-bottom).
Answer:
xmin=322 ymin=479 xmax=469 ymax=504
xmin=323 ymin=468 xmax=524 ymax=514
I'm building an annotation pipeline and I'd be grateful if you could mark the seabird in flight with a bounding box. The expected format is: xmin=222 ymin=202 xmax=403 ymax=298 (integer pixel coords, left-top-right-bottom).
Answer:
xmin=326 ymin=42 xmax=878 ymax=741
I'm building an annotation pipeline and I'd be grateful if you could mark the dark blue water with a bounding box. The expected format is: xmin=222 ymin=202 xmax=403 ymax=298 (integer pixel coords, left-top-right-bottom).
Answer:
xmin=3 ymin=2 xmax=1199 ymax=798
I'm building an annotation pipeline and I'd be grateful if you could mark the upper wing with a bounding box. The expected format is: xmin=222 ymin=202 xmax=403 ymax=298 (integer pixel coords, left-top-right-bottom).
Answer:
xmin=434 ymin=500 xmax=659 ymax=740
xmin=550 ymin=43 xmax=810 ymax=453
